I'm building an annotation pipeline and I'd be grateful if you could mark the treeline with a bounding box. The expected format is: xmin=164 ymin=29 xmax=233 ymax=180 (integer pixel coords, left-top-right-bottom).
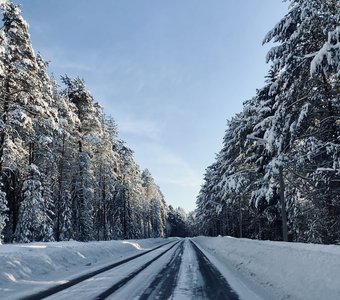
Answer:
xmin=196 ymin=0 xmax=340 ymax=244
xmin=0 ymin=1 xmax=170 ymax=243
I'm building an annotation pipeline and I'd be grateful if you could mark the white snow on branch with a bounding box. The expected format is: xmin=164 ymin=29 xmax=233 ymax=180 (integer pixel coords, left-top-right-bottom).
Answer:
xmin=311 ymin=26 xmax=340 ymax=76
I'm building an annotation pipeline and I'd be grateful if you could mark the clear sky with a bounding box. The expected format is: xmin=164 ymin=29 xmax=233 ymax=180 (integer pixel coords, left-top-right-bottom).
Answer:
xmin=14 ymin=0 xmax=288 ymax=212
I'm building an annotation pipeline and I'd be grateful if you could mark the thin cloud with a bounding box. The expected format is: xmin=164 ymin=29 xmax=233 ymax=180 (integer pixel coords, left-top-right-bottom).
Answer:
xmin=139 ymin=143 xmax=202 ymax=211
xmin=119 ymin=117 xmax=163 ymax=141
xmin=133 ymin=142 xmax=202 ymax=189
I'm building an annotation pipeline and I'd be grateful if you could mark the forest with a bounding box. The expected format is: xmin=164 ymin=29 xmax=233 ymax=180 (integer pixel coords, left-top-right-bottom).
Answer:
xmin=0 ymin=1 xmax=339 ymax=245
xmin=0 ymin=1 xmax=192 ymax=243
xmin=195 ymin=0 xmax=340 ymax=244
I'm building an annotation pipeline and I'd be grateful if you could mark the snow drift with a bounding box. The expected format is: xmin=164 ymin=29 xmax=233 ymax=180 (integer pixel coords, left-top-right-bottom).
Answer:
xmin=193 ymin=236 xmax=340 ymax=300
xmin=0 ymin=238 xmax=168 ymax=299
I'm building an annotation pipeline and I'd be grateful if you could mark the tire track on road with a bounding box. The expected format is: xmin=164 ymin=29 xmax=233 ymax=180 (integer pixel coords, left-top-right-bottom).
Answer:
xmin=22 ymin=240 xmax=176 ymax=300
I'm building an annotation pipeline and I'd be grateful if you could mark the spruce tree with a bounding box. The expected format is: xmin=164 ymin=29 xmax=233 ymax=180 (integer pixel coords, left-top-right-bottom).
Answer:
xmin=15 ymin=164 xmax=54 ymax=242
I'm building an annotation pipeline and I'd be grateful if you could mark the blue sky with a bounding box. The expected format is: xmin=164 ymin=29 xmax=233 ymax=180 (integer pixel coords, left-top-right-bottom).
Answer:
xmin=16 ymin=0 xmax=288 ymax=212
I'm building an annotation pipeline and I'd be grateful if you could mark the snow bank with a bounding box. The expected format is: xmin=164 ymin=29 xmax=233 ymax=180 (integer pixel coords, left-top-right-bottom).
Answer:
xmin=0 ymin=238 xmax=168 ymax=299
xmin=193 ymin=236 xmax=340 ymax=300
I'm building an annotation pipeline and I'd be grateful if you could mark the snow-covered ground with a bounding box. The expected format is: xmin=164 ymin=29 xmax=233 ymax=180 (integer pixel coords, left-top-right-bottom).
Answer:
xmin=0 ymin=238 xmax=170 ymax=299
xmin=193 ymin=236 xmax=340 ymax=300
xmin=1 ymin=236 xmax=340 ymax=300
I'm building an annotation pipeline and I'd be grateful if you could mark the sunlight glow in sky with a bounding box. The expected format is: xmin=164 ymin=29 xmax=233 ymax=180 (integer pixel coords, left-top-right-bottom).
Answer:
xmin=16 ymin=0 xmax=288 ymax=212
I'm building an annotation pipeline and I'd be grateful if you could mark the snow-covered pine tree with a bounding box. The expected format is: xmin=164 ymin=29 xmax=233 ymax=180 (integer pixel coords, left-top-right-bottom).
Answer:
xmin=197 ymin=0 xmax=339 ymax=243
xmin=27 ymin=54 xmax=58 ymax=242
xmin=62 ymin=76 xmax=103 ymax=241
xmin=114 ymin=141 xmax=144 ymax=239
xmin=125 ymin=160 xmax=144 ymax=239
xmin=142 ymin=169 xmax=166 ymax=237
xmin=141 ymin=169 xmax=155 ymax=237
xmin=220 ymin=106 xmax=267 ymax=238
xmin=166 ymin=206 xmax=187 ymax=237
xmin=243 ymin=75 xmax=290 ymax=241
xmin=0 ymin=0 xmax=26 ymax=242
xmin=92 ymin=115 xmax=120 ymax=240
xmin=150 ymin=196 xmax=164 ymax=237
xmin=196 ymin=106 xmax=260 ymax=238
xmin=109 ymin=140 xmax=130 ymax=240
xmin=0 ymin=0 xmax=168 ymax=244
xmin=0 ymin=1 xmax=57 ymax=242
xmin=98 ymin=116 xmax=125 ymax=240
xmin=57 ymin=190 xmax=72 ymax=241
xmin=259 ymin=0 xmax=340 ymax=243
xmin=15 ymin=164 xmax=53 ymax=242
xmin=48 ymin=78 xmax=79 ymax=241
xmin=196 ymin=160 xmax=223 ymax=236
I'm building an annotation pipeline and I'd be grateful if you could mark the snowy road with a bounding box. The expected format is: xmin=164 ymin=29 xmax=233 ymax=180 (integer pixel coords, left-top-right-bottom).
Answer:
xmin=2 ymin=237 xmax=340 ymax=300
xmin=171 ymin=240 xmax=239 ymax=300
xmin=18 ymin=239 xmax=240 ymax=300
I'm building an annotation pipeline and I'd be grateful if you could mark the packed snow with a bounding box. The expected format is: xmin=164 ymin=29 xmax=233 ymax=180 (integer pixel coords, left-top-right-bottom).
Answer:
xmin=0 ymin=238 xmax=169 ymax=299
xmin=193 ymin=236 xmax=340 ymax=300
xmin=1 ymin=237 xmax=340 ymax=299
xmin=171 ymin=240 xmax=204 ymax=299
